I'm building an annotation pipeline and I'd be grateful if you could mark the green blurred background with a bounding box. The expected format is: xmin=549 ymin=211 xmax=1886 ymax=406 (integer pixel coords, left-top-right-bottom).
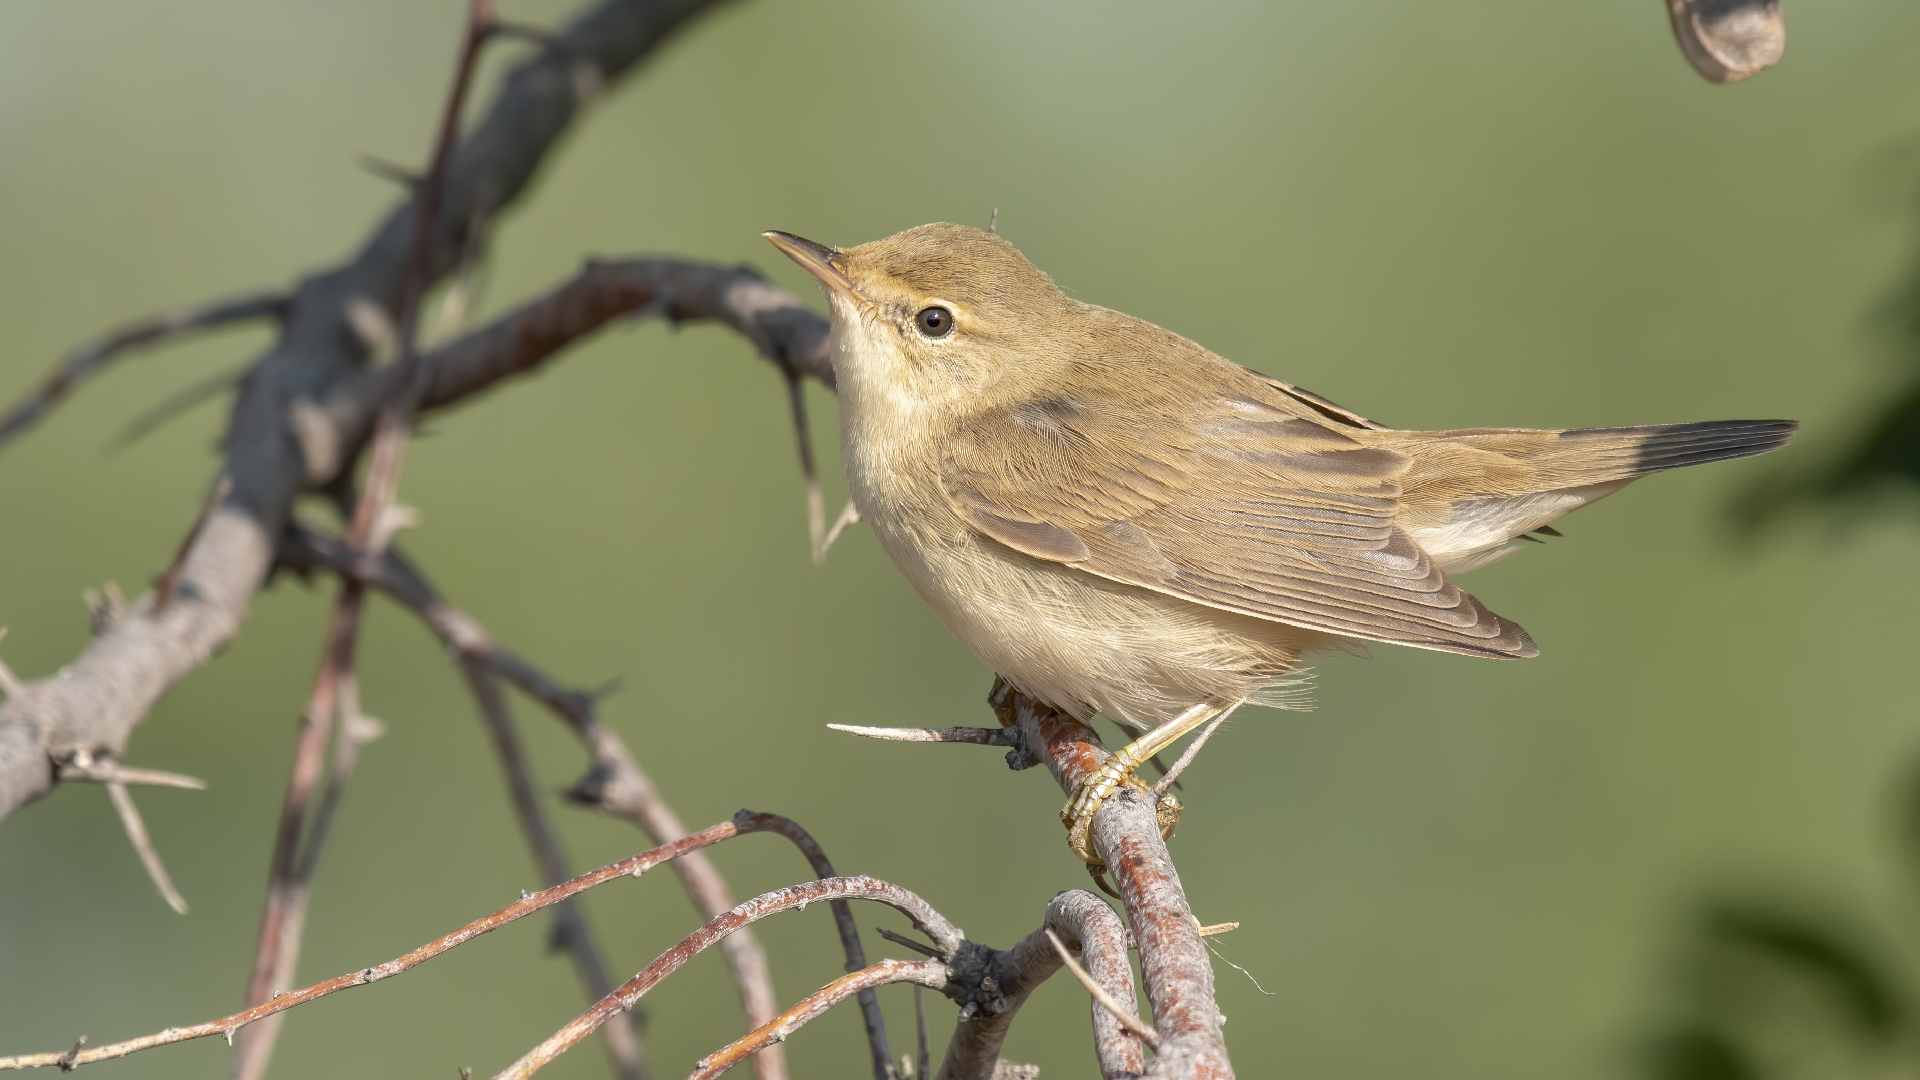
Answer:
xmin=3 ymin=1 xmax=1919 ymax=1077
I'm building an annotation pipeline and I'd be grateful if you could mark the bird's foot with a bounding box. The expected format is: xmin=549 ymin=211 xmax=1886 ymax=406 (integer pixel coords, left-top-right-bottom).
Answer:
xmin=1061 ymin=746 xmax=1184 ymax=894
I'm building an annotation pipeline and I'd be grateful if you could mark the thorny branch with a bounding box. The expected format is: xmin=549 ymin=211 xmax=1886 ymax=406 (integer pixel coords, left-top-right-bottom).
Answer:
xmin=0 ymin=819 xmax=965 ymax=1078
xmin=0 ymin=819 xmax=763 ymax=1072
xmin=0 ymin=0 xmax=749 ymax=824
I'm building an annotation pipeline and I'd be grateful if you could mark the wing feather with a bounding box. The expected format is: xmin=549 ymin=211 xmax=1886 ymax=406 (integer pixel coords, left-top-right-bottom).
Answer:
xmin=940 ymin=380 xmax=1538 ymax=659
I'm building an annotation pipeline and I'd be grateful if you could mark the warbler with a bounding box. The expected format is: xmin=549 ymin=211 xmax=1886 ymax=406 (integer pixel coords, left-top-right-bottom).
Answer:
xmin=765 ymin=223 xmax=1795 ymax=862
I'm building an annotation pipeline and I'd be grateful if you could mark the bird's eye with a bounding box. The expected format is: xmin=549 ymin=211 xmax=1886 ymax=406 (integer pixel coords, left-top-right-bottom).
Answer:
xmin=915 ymin=306 xmax=953 ymax=338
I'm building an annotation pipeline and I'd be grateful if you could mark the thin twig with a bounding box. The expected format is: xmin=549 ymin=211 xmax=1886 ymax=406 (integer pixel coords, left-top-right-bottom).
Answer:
xmin=232 ymin=588 xmax=359 ymax=1080
xmin=875 ymin=927 xmax=940 ymax=958
xmin=0 ymin=820 xmax=761 ymax=1072
xmin=822 ymin=499 xmax=861 ymax=554
xmin=0 ymin=629 xmax=21 ymax=700
xmin=783 ymin=370 xmax=827 ymax=564
xmin=913 ymin=984 xmax=930 ymax=1080
xmin=153 ymin=475 xmax=231 ymax=612
xmin=492 ymin=875 xmax=959 ymax=1080
xmin=107 ymin=363 xmax=248 ymax=451
xmin=826 ymin=724 xmax=1018 ymax=747
xmin=104 ymin=781 xmax=188 ymax=915
xmin=463 ymin=662 xmax=645 ymax=1080
xmin=685 ymin=960 xmax=949 ymax=1080
xmin=0 ymin=290 xmax=285 ymax=453
xmin=1045 ymin=929 xmax=1160 ymax=1049
xmin=1148 ymin=707 xmax=1234 ymax=798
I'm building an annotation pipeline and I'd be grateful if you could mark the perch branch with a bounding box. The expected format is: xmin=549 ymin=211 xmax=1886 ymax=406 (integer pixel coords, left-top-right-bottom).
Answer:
xmin=0 ymin=291 xmax=286 ymax=452
xmin=991 ymin=680 xmax=1231 ymax=1078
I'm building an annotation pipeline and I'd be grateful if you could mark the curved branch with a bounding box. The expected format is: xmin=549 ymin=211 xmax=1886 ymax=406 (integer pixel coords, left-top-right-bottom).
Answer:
xmin=688 ymin=960 xmax=950 ymax=1080
xmin=494 ymin=876 xmax=960 ymax=1080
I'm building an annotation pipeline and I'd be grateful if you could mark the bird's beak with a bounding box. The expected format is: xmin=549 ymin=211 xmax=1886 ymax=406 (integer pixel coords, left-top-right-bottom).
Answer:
xmin=763 ymin=231 xmax=859 ymax=300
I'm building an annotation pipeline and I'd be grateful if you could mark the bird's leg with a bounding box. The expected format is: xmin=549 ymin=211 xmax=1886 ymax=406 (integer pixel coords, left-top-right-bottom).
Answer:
xmin=1062 ymin=700 xmax=1222 ymax=869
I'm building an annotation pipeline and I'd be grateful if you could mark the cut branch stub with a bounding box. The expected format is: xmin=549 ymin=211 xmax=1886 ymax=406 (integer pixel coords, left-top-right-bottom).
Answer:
xmin=1666 ymin=0 xmax=1784 ymax=83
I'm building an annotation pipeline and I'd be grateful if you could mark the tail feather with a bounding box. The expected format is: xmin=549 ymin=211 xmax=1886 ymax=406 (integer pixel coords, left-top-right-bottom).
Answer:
xmin=1553 ymin=419 xmax=1798 ymax=479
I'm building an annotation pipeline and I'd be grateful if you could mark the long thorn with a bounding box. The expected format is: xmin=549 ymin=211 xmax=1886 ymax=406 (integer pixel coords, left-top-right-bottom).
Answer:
xmin=106 ymin=781 xmax=188 ymax=915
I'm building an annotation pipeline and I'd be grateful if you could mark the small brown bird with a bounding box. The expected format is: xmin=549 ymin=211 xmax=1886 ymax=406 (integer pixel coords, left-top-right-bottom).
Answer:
xmin=766 ymin=223 xmax=1795 ymax=861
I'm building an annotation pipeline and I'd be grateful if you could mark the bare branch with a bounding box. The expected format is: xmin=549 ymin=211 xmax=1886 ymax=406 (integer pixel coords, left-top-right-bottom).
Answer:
xmin=0 ymin=290 xmax=285 ymax=453
xmin=0 ymin=819 xmax=767 ymax=1072
xmin=1148 ymin=710 xmax=1230 ymax=799
xmin=827 ymin=724 xmax=1019 ymax=747
xmin=687 ymin=960 xmax=950 ymax=1080
xmin=0 ymin=0 xmax=740 ymax=826
xmin=104 ymin=780 xmax=188 ymax=915
xmin=1045 ymin=930 xmax=1160 ymax=1049
xmin=493 ymin=875 xmax=960 ymax=1080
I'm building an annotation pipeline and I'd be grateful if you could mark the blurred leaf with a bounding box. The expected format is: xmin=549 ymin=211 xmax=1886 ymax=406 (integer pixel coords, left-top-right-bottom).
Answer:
xmin=1701 ymin=902 xmax=1904 ymax=1041
xmin=1647 ymin=1024 xmax=1759 ymax=1080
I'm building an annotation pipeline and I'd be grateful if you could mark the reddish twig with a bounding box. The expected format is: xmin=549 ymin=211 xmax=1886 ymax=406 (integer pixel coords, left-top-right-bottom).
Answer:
xmin=0 ymin=820 xmax=762 ymax=1072
xmin=992 ymin=680 xmax=1233 ymax=1079
xmin=0 ymin=291 xmax=285 ymax=453
xmin=462 ymin=662 xmax=644 ymax=1080
xmin=230 ymin=588 xmax=360 ymax=1080
xmin=687 ymin=960 xmax=950 ymax=1080
xmin=275 ymin=522 xmax=787 ymax=1080
xmin=492 ymin=875 xmax=961 ymax=1080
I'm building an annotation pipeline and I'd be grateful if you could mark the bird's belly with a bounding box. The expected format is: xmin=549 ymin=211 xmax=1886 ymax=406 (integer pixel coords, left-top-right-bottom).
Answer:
xmin=862 ymin=504 xmax=1322 ymax=732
